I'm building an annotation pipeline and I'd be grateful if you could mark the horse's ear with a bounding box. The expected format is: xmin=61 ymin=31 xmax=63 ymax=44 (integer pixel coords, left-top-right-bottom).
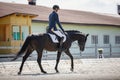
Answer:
xmin=86 ymin=34 xmax=89 ymax=37
xmin=85 ymin=34 xmax=89 ymax=41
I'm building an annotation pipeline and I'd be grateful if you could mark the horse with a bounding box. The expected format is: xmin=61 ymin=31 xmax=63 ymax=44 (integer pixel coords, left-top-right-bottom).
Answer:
xmin=12 ymin=30 xmax=89 ymax=75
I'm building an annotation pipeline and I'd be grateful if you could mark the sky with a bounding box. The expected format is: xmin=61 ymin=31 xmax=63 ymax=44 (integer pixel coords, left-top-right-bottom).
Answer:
xmin=0 ymin=0 xmax=120 ymax=14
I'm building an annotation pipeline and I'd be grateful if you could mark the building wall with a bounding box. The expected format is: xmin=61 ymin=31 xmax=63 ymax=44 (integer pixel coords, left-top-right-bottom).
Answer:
xmin=62 ymin=24 xmax=120 ymax=57
xmin=65 ymin=24 xmax=120 ymax=46
xmin=31 ymin=21 xmax=120 ymax=57
xmin=32 ymin=22 xmax=120 ymax=46
xmin=31 ymin=22 xmax=48 ymax=33
xmin=0 ymin=14 xmax=33 ymax=54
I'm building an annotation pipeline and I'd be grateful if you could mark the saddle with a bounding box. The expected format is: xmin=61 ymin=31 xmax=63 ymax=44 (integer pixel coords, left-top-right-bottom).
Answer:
xmin=48 ymin=30 xmax=66 ymax=43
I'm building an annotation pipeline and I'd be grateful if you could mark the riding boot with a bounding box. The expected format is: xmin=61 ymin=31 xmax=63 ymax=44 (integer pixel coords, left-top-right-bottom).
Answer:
xmin=58 ymin=37 xmax=64 ymax=52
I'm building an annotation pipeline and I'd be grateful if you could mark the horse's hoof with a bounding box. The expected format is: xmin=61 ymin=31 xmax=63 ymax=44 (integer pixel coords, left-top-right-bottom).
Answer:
xmin=70 ymin=68 xmax=74 ymax=72
xmin=18 ymin=72 xmax=21 ymax=75
xmin=56 ymin=71 xmax=59 ymax=73
xmin=56 ymin=70 xmax=59 ymax=73
xmin=42 ymin=71 xmax=47 ymax=74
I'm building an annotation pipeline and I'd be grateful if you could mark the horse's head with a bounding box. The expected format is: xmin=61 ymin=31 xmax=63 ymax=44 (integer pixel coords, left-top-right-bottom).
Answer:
xmin=65 ymin=30 xmax=89 ymax=51
xmin=78 ymin=34 xmax=89 ymax=51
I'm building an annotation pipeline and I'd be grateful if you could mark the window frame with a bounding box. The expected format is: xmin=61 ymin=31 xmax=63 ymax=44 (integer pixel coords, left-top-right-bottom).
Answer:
xmin=115 ymin=36 xmax=120 ymax=44
xmin=12 ymin=25 xmax=20 ymax=40
xmin=103 ymin=35 xmax=109 ymax=44
xmin=91 ymin=35 xmax=98 ymax=44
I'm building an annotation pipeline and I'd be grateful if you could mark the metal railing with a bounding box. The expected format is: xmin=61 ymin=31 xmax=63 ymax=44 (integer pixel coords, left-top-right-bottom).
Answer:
xmin=42 ymin=43 xmax=120 ymax=59
xmin=0 ymin=42 xmax=120 ymax=59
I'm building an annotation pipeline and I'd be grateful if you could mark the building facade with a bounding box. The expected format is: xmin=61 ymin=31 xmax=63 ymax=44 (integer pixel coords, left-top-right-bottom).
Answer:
xmin=0 ymin=2 xmax=120 ymax=57
xmin=31 ymin=21 xmax=120 ymax=57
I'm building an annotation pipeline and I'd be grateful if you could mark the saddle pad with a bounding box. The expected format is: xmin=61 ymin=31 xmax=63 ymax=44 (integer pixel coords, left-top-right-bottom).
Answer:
xmin=48 ymin=31 xmax=66 ymax=43
xmin=48 ymin=34 xmax=59 ymax=43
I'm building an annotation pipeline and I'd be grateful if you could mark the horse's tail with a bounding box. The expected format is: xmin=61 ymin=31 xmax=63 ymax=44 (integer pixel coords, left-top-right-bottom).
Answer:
xmin=11 ymin=36 xmax=31 ymax=61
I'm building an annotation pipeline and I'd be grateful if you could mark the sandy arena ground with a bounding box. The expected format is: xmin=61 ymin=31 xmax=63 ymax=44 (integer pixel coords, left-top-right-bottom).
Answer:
xmin=0 ymin=58 xmax=120 ymax=80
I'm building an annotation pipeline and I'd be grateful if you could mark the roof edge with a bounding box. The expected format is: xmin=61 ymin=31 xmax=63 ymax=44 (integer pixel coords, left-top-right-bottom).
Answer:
xmin=32 ymin=20 xmax=120 ymax=27
xmin=0 ymin=12 xmax=38 ymax=18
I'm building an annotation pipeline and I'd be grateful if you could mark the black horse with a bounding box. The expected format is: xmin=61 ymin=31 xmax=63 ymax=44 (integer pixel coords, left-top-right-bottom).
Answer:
xmin=12 ymin=30 xmax=89 ymax=75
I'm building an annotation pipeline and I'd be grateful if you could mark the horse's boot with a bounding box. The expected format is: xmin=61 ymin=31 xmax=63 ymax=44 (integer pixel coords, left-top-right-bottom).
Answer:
xmin=58 ymin=37 xmax=64 ymax=52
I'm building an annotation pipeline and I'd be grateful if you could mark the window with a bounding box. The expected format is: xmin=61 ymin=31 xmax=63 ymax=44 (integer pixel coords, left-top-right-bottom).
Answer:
xmin=104 ymin=35 xmax=109 ymax=44
xmin=115 ymin=36 xmax=120 ymax=44
xmin=12 ymin=26 xmax=29 ymax=41
xmin=91 ymin=35 xmax=98 ymax=44
xmin=22 ymin=26 xmax=29 ymax=40
xmin=12 ymin=26 xmax=20 ymax=40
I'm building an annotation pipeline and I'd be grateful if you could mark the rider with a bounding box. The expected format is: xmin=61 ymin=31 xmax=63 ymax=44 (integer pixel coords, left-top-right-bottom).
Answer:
xmin=47 ymin=5 xmax=65 ymax=52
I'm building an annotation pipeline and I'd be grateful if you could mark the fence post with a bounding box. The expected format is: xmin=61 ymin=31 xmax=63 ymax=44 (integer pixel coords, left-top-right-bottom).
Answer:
xmin=110 ymin=44 xmax=112 ymax=57
xmin=95 ymin=44 xmax=97 ymax=57
xmin=80 ymin=50 xmax=82 ymax=56
xmin=43 ymin=50 xmax=47 ymax=60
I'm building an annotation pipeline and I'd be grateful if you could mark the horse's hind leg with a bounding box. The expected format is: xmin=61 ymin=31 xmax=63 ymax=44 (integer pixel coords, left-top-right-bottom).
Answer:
xmin=55 ymin=51 xmax=62 ymax=73
xmin=64 ymin=49 xmax=74 ymax=72
xmin=37 ymin=50 xmax=47 ymax=74
xmin=18 ymin=49 xmax=33 ymax=75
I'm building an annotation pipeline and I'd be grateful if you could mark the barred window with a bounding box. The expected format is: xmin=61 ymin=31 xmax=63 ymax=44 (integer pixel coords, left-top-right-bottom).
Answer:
xmin=115 ymin=36 xmax=120 ymax=44
xmin=91 ymin=35 xmax=98 ymax=44
xmin=104 ymin=35 xmax=109 ymax=44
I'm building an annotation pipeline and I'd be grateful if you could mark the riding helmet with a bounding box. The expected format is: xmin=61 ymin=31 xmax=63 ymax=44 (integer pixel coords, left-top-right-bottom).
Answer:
xmin=53 ymin=5 xmax=60 ymax=10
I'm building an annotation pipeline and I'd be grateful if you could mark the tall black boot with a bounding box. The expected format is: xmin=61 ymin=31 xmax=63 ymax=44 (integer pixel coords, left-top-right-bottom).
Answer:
xmin=58 ymin=37 xmax=64 ymax=52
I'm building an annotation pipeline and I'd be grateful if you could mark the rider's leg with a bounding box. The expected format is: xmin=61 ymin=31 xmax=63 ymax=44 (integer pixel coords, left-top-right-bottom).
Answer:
xmin=58 ymin=37 xmax=64 ymax=52
xmin=47 ymin=30 xmax=64 ymax=52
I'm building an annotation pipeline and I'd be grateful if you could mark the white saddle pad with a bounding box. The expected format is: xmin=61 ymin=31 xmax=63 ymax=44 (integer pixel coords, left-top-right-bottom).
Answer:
xmin=48 ymin=31 xmax=66 ymax=43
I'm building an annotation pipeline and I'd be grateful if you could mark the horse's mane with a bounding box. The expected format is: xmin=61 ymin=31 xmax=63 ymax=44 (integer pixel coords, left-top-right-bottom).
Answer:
xmin=65 ymin=30 xmax=81 ymax=34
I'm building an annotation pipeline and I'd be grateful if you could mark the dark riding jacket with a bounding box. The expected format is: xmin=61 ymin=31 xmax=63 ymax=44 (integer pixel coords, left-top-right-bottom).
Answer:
xmin=48 ymin=11 xmax=64 ymax=32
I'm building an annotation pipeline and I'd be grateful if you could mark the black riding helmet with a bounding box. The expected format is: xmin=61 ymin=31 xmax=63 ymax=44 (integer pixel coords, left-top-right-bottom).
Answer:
xmin=53 ymin=5 xmax=60 ymax=10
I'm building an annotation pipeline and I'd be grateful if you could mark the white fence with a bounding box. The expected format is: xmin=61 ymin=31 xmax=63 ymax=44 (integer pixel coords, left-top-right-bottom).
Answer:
xmin=69 ymin=42 xmax=120 ymax=58
xmin=0 ymin=42 xmax=120 ymax=59
xmin=42 ymin=42 xmax=120 ymax=59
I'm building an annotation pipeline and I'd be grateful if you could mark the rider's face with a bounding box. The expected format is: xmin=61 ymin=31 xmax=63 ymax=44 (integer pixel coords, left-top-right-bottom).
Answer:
xmin=54 ymin=8 xmax=59 ymax=12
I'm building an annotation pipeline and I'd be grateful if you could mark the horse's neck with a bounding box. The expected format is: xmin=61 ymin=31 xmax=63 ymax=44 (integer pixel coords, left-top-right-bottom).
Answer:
xmin=70 ymin=34 xmax=81 ymax=41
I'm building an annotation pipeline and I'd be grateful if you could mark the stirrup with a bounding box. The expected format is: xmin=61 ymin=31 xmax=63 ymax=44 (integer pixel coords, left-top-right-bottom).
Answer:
xmin=58 ymin=47 xmax=63 ymax=52
xmin=58 ymin=47 xmax=66 ymax=52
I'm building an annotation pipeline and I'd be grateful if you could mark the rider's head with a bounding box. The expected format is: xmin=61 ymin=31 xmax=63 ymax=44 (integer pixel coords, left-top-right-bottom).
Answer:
xmin=53 ymin=5 xmax=60 ymax=12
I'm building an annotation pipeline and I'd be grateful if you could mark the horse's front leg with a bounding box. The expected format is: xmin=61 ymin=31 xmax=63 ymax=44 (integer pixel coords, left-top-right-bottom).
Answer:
xmin=64 ymin=49 xmax=74 ymax=72
xmin=55 ymin=51 xmax=62 ymax=73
